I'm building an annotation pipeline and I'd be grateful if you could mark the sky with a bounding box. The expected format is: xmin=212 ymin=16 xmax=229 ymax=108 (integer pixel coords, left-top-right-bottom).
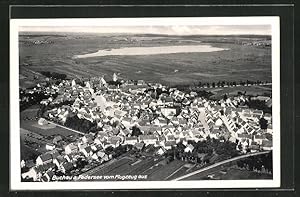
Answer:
xmin=19 ymin=25 xmax=271 ymax=35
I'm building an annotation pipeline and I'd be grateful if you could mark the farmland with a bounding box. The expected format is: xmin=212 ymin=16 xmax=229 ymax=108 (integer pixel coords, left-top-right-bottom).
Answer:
xmin=183 ymin=165 xmax=272 ymax=180
xmin=81 ymin=153 xmax=195 ymax=181
xmin=19 ymin=105 xmax=81 ymax=161
xmin=206 ymin=85 xmax=272 ymax=99
xmin=20 ymin=106 xmax=79 ymax=138
xmin=19 ymin=33 xmax=271 ymax=87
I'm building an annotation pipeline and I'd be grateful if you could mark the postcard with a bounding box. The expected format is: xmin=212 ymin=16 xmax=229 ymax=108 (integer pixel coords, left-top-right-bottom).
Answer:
xmin=10 ymin=17 xmax=280 ymax=190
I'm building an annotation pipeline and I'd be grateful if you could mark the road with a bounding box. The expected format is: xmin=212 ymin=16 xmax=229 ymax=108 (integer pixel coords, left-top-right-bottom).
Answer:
xmin=198 ymin=83 xmax=272 ymax=90
xmin=172 ymin=151 xmax=270 ymax=181
xmin=47 ymin=121 xmax=85 ymax=136
xmin=198 ymin=111 xmax=210 ymax=134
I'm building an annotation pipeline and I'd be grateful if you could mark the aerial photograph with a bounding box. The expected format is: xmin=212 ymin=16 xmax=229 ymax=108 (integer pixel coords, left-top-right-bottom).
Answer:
xmin=18 ymin=23 xmax=274 ymax=183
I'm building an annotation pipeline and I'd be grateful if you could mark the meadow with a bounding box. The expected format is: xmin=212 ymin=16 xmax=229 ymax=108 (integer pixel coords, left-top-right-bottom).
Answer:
xmin=19 ymin=33 xmax=271 ymax=87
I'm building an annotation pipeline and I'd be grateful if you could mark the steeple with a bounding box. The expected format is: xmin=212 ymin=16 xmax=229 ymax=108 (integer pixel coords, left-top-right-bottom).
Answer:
xmin=113 ymin=73 xmax=118 ymax=82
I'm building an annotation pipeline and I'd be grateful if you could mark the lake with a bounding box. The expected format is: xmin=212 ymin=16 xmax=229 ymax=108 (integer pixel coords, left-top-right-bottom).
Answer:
xmin=74 ymin=45 xmax=229 ymax=58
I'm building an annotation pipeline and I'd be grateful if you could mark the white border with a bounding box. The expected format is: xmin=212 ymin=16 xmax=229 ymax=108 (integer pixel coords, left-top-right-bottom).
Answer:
xmin=10 ymin=17 xmax=280 ymax=190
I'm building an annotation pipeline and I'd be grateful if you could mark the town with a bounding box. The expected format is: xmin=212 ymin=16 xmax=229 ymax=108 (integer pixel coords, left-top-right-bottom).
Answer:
xmin=20 ymin=72 xmax=273 ymax=182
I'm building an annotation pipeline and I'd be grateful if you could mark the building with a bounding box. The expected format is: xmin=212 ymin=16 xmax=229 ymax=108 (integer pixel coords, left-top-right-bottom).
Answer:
xmin=184 ymin=144 xmax=195 ymax=153
xmin=139 ymin=135 xmax=157 ymax=145
xmin=36 ymin=153 xmax=53 ymax=166
xmin=65 ymin=143 xmax=78 ymax=155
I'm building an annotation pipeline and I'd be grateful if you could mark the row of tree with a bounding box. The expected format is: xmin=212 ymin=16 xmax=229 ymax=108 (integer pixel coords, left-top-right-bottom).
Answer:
xmin=245 ymin=98 xmax=272 ymax=114
xmin=40 ymin=71 xmax=67 ymax=80
xmin=196 ymin=80 xmax=270 ymax=88
xmin=164 ymin=137 xmax=239 ymax=164
xmin=171 ymin=84 xmax=213 ymax=99
xmin=20 ymin=90 xmax=51 ymax=111
xmin=236 ymin=151 xmax=272 ymax=173
xmin=64 ymin=115 xmax=98 ymax=133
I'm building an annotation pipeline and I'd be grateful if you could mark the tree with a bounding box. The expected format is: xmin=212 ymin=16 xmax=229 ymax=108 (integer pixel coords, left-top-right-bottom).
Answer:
xmin=259 ymin=117 xmax=268 ymax=130
xmin=131 ymin=126 xmax=142 ymax=137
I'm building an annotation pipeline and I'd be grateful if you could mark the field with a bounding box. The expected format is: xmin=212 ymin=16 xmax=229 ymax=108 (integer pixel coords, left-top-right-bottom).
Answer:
xmin=188 ymin=166 xmax=273 ymax=180
xmin=147 ymin=159 xmax=187 ymax=180
xmin=206 ymin=85 xmax=272 ymax=99
xmin=20 ymin=140 xmax=41 ymax=161
xmin=20 ymin=106 xmax=78 ymax=138
xmin=182 ymin=162 xmax=272 ymax=180
xmin=19 ymin=106 xmax=81 ymax=161
xmin=21 ymin=120 xmax=78 ymax=138
xmin=19 ymin=33 xmax=271 ymax=87
xmin=217 ymin=167 xmax=272 ymax=180
xmin=81 ymin=154 xmax=188 ymax=181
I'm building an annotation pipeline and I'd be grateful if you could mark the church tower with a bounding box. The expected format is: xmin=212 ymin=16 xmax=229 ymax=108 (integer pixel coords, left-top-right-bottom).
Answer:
xmin=113 ymin=73 xmax=118 ymax=82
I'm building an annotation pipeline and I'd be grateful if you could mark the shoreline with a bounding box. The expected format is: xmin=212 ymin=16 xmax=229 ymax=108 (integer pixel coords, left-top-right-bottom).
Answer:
xmin=74 ymin=45 xmax=229 ymax=59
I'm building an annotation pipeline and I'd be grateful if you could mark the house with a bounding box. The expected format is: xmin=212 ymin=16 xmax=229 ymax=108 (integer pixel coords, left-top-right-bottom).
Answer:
xmin=161 ymin=125 xmax=176 ymax=133
xmin=161 ymin=108 xmax=177 ymax=117
xmin=156 ymin=147 xmax=166 ymax=155
xmin=45 ymin=143 xmax=55 ymax=151
xmin=96 ymin=131 xmax=109 ymax=141
xmin=101 ymin=154 xmax=110 ymax=162
xmin=137 ymin=80 xmax=146 ymax=86
xmin=215 ymin=118 xmax=223 ymax=126
xmin=100 ymin=141 xmax=113 ymax=150
xmin=261 ymin=140 xmax=272 ymax=151
xmin=49 ymin=149 xmax=60 ymax=159
xmin=42 ymin=171 xmax=55 ymax=182
xmin=53 ymin=156 xmax=67 ymax=169
xmin=78 ymin=143 xmax=88 ymax=151
xmin=96 ymin=151 xmax=106 ymax=159
xmin=134 ymin=142 xmax=145 ymax=151
xmin=124 ymin=136 xmax=138 ymax=145
xmin=248 ymin=127 xmax=255 ymax=134
xmin=237 ymin=132 xmax=251 ymax=139
xmin=61 ymin=162 xmax=74 ymax=174
xmin=210 ymin=128 xmax=221 ymax=139
xmin=184 ymin=144 xmax=194 ymax=153
xmin=91 ymin=153 xmax=99 ymax=160
xmin=38 ymin=118 xmax=48 ymax=125
xmin=81 ymin=146 xmax=93 ymax=157
xmin=25 ymin=160 xmax=35 ymax=169
xmin=139 ymin=135 xmax=157 ymax=145
xmin=26 ymin=166 xmax=44 ymax=181
xmin=171 ymin=117 xmax=180 ymax=126
xmin=252 ymin=110 xmax=263 ymax=118
xmin=65 ymin=143 xmax=78 ymax=155
xmin=254 ymin=96 xmax=271 ymax=102
xmin=26 ymin=163 xmax=55 ymax=181
xmin=36 ymin=153 xmax=53 ymax=166
xmin=239 ymin=139 xmax=250 ymax=152
xmin=90 ymin=144 xmax=100 ymax=152
xmin=53 ymin=135 xmax=63 ymax=144
xmin=82 ymin=134 xmax=94 ymax=144
xmin=181 ymin=140 xmax=188 ymax=146
xmin=119 ymin=128 xmax=131 ymax=137
xmin=253 ymin=135 xmax=266 ymax=145
xmin=94 ymin=136 xmax=104 ymax=145
xmin=108 ymin=136 xmax=122 ymax=148
xmin=166 ymin=135 xmax=175 ymax=142
xmin=64 ymin=154 xmax=73 ymax=162
xmin=164 ymin=140 xmax=176 ymax=150
xmin=20 ymin=160 xmax=26 ymax=168
xmin=249 ymin=142 xmax=260 ymax=152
